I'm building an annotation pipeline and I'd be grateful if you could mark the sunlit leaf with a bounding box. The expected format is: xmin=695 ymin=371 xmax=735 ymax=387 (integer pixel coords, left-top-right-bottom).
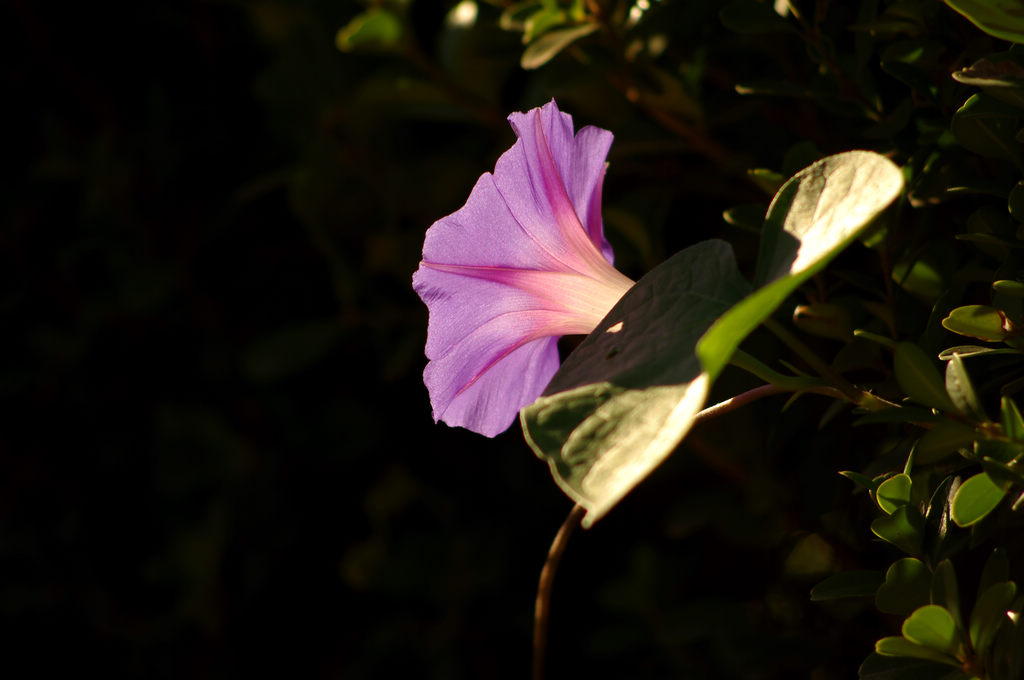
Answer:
xmin=874 ymin=636 xmax=959 ymax=666
xmin=901 ymin=605 xmax=962 ymax=658
xmin=522 ymin=241 xmax=747 ymax=525
xmin=520 ymin=22 xmax=598 ymax=69
xmin=950 ymin=472 xmax=1006 ymax=527
xmin=942 ymin=1 xmax=1024 ymax=43
xmin=877 ymin=473 xmax=913 ymax=514
xmin=944 ymin=354 xmax=987 ymax=421
xmin=941 ymin=305 xmax=1008 ymax=342
xmin=523 ymin=152 xmax=903 ymax=525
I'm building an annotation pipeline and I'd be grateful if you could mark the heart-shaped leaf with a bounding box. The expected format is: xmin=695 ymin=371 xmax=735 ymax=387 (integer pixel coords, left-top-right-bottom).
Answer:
xmin=523 ymin=152 xmax=904 ymax=525
xmin=901 ymin=605 xmax=962 ymax=658
xmin=876 ymin=558 xmax=932 ymax=615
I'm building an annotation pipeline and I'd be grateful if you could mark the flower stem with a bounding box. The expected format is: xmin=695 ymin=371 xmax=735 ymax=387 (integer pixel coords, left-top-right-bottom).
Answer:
xmin=533 ymin=503 xmax=586 ymax=680
xmin=532 ymin=381 xmax=822 ymax=679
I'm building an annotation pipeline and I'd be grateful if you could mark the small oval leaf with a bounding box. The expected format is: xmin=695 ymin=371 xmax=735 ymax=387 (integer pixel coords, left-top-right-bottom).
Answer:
xmin=950 ymin=472 xmax=1006 ymax=527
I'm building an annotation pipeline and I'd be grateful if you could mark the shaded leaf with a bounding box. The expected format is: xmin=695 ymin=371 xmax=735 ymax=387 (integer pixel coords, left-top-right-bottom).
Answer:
xmin=719 ymin=0 xmax=795 ymax=34
xmin=522 ymin=241 xmax=748 ymax=526
xmin=335 ymin=8 xmax=404 ymax=52
xmin=859 ymin=652 xmax=969 ymax=679
xmin=811 ymin=570 xmax=884 ymax=601
xmin=894 ymin=342 xmax=958 ymax=412
xmin=876 ymin=557 xmax=932 ymax=615
xmin=978 ymin=547 xmax=1010 ymax=595
xmin=969 ymin=581 xmax=1016 ymax=658
xmin=916 ymin=421 xmax=978 ymax=465
xmin=871 ymin=506 xmax=924 ymax=556
xmin=931 ymin=559 xmax=963 ymax=631
xmin=950 ymin=94 xmax=1024 ymax=168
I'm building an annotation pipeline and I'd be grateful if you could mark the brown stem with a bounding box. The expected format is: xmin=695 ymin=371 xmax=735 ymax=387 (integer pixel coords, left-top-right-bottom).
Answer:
xmin=531 ymin=384 xmax=792 ymax=679
xmin=533 ymin=503 xmax=586 ymax=680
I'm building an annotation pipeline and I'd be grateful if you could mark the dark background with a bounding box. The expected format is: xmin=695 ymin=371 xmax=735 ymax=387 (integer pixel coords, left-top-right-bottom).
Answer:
xmin=2 ymin=0 xmax=911 ymax=677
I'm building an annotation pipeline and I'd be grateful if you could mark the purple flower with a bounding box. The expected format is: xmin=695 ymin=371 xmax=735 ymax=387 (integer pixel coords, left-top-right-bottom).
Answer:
xmin=412 ymin=100 xmax=634 ymax=437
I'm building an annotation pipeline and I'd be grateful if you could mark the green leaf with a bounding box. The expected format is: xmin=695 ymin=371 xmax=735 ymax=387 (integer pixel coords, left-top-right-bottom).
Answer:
xmin=1001 ymin=396 xmax=1024 ymax=441
xmin=520 ymin=22 xmax=598 ymax=69
xmin=979 ymin=456 xmax=1024 ymax=488
xmin=978 ymin=548 xmax=1010 ymax=594
xmin=811 ymin=570 xmax=885 ymax=601
xmin=943 ymin=1 xmax=1024 ymax=44
xmin=977 ymin=436 xmax=1023 ymax=464
xmin=938 ymin=345 xmax=1019 ymax=359
xmin=876 ymin=557 xmax=932 ymax=615
xmin=953 ymin=57 xmax=1024 ymax=109
xmin=719 ymin=0 xmax=795 ymax=34
xmin=993 ymin=279 xmax=1024 ymax=298
xmin=894 ymin=342 xmax=958 ymax=413
xmin=950 ymin=94 xmax=1024 ymax=169
xmin=931 ymin=559 xmax=963 ymax=631
xmin=945 ymin=354 xmax=988 ymax=421
xmin=841 ymin=470 xmax=880 ymax=492
xmin=877 ymin=473 xmax=913 ymax=514
xmin=923 ymin=476 xmax=968 ymax=565
xmin=701 ymin=151 xmax=904 ymax=378
xmin=1011 ymin=182 xmax=1024 ymax=223
xmin=874 ymin=636 xmax=960 ymax=666
xmin=747 ymin=167 xmax=787 ymax=195
xmin=792 ymin=303 xmax=854 ymax=341
xmin=872 ymin=506 xmax=924 ymax=556
xmin=941 ymin=305 xmax=1008 ymax=342
xmin=950 ymin=472 xmax=1007 ymax=527
xmin=722 ymin=204 xmax=766 ymax=232
xmin=916 ymin=421 xmax=979 ymax=465
xmin=335 ymin=8 xmax=404 ymax=52
xmin=523 ymin=152 xmax=903 ymax=525
xmin=902 ymin=604 xmax=963 ymax=658
xmin=859 ymin=652 xmax=971 ymax=679
xmin=969 ymin=581 xmax=1016 ymax=658
xmin=521 ymin=241 xmax=748 ymax=526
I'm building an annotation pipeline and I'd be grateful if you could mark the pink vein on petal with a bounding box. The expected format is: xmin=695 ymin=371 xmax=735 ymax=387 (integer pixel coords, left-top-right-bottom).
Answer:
xmin=439 ymin=313 xmax=571 ymax=411
xmin=532 ymin=111 xmax=612 ymax=275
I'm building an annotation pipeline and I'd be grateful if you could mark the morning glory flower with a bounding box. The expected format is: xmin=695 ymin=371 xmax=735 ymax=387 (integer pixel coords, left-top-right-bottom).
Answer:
xmin=412 ymin=100 xmax=634 ymax=437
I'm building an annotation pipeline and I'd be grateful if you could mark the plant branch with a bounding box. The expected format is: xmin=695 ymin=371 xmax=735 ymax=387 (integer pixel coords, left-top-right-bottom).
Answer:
xmin=763 ymin=318 xmax=862 ymax=402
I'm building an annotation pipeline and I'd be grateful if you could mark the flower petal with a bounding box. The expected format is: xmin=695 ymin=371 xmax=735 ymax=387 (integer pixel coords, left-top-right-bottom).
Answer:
xmin=498 ymin=101 xmax=615 ymax=274
xmin=413 ymin=100 xmax=631 ymax=437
